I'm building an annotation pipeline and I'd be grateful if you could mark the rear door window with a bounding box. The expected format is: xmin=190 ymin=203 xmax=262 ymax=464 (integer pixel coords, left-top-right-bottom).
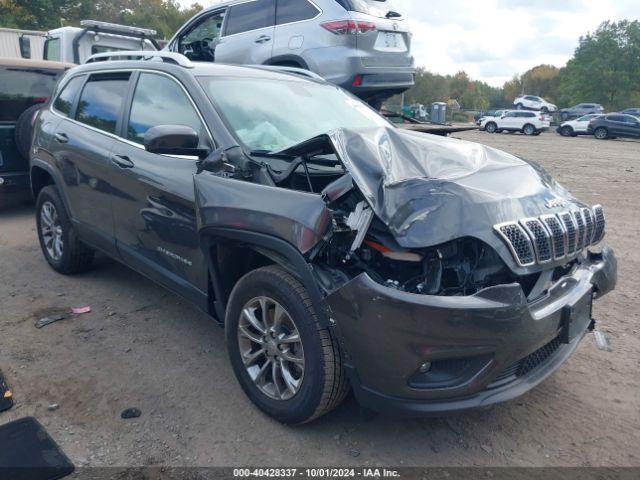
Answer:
xmin=0 ymin=66 xmax=60 ymax=121
xmin=126 ymin=73 xmax=207 ymax=145
xmin=224 ymin=0 xmax=276 ymax=36
xmin=75 ymin=72 xmax=131 ymax=135
xmin=277 ymin=0 xmax=320 ymax=24
xmin=53 ymin=76 xmax=85 ymax=117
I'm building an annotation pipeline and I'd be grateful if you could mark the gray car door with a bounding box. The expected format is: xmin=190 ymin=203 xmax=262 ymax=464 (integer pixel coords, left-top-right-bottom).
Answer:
xmin=214 ymin=0 xmax=276 ymax=65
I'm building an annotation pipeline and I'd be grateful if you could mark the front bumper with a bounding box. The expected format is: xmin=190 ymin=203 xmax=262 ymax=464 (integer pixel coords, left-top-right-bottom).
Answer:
xmin=327 ymin=247 xmax=617 ymax=415
xmin=0 ymin=171 xmax=30 ymax=199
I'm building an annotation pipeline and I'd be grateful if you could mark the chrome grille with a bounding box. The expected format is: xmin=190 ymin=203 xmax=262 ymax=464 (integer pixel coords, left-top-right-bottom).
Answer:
xmin=494 ymin=223 xmax=535 ymax=266
xmin=582 ymin=207 xmax=595 ymax=245
xmin=572 ymin=210 xmax=586 ymax=250
xmin=541 ymin=215 xmax=566 ymax=259
xmin=592 ymin=205 xmax=606 ymax=243
xmin=520 ymin=218 xmax=552 ymax=263
xmin=495 ymin=205 xmax=605 ymax=266
xmin=560 ymin=212 xmax=578 ymax=254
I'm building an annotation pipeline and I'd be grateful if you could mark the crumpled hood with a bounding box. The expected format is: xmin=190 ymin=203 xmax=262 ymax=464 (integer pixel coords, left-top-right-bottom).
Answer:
xmin=328 ymin=126 xmax=585 ymax=251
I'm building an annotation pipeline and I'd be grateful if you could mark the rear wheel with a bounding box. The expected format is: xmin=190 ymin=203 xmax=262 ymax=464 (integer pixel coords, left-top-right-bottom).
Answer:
xmin=226 ymin=265 xmax=349 ymax=424
xmin=523 ymin=124 xmax=536 ymax=135
xmin=36 ymin=186 xmax=94 ymax=274
xmin=561 ymin=112 xmax=570 ymax=121
xmin=560 ymin=126 xmax=574 ymax=137
xmin=485 ymin=122 xmax=498 ymax=133
xmin=594 ymin=127 xmax=608 ymax=140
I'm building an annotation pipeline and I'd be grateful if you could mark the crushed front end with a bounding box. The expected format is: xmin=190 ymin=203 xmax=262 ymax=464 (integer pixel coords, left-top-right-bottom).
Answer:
xmin=300 ymin=127 xmax=618 ymax=415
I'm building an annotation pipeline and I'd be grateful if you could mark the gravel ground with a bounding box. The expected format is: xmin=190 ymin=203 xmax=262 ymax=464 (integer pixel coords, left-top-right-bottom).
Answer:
xmin=0 ymin=131 xmax=638 ymax=468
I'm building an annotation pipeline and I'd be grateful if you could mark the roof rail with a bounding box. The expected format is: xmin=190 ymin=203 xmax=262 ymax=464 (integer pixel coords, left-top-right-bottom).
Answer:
xmin=250 ymin=65 xmax=325 ymax=82
xmin=84 ymin=51 xmax=193 ymax=68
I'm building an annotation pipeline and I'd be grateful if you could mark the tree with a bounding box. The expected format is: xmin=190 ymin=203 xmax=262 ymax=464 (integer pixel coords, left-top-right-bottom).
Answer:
xmin=0 ymin=0 xmax=203 ymax=39
xmin=558 ymin=20 xmax=640 ymax=110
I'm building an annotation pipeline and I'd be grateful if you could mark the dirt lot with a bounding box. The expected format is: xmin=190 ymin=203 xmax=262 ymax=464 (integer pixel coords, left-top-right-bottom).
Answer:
xmin=0 ymin=131 xmax=638 ymax=468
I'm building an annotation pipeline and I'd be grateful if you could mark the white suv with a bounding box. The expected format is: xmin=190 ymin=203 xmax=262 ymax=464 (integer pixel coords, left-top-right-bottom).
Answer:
xmin=481 ymin=110 xmax=550 ymax=135
xmin=514 ymin=95 xmax=557 ymax=113
xmin=557 ymin=114 xmax=604 ymax=137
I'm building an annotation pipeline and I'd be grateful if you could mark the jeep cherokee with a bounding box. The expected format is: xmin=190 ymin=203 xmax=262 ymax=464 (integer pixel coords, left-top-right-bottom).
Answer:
xmin=30 ymin=52 xmax=617 ymax=424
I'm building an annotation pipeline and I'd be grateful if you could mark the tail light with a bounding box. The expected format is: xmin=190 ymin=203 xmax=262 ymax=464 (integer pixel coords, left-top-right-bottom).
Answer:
xmin=352 ymin=75 xmax=363 ymax=87
xmin=33 ymin=97 xmax=48 ymax=103
xmin=321 ymin=20 xmax=376 ymax=35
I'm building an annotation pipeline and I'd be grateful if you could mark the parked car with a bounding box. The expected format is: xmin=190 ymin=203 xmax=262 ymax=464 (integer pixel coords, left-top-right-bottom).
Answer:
xmin=31 ymin=52 xmax=616 ymax=423
xmin=477 ymin=110 xmax=505 ymax=127
xmin=621 ymin=108 xmax=640 ymax=117
xmin=0 ymin=57 xmax=71 ymax=200
xmin=481 ymin=110 xmax=549 ymax=135
xmin=559 ymin=103 xmax=604 ymax=121
xmin=44 ymin=20 xmax=158 ymax=64
xmin=588 ymin=113 xmax=640 ymax=140
xmin=513 ymin=95 xmax=557 ymax=113
xmin=165 ymin=0 xmax=415 ymax=107
xmin=556 ymin=114 xmax=603 ymax=137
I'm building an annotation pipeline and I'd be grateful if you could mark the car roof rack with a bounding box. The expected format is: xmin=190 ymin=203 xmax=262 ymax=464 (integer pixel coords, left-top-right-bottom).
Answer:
xmin=249 ymin=65 xmax=325 ymax=82
xmin=85 ymin=51 xmax=194 ymax=68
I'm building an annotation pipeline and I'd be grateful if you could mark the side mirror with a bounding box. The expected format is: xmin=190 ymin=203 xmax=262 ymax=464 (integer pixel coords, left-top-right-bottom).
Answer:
xmin=144 ymin=125 xmax=209 ymax=158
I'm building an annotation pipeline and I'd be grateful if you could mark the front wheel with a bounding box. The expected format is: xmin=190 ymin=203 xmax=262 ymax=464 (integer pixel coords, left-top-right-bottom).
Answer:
xmin=485 ymin=122 xmax=498 ymax=133
xmin=541 ymin=107 xmax=549 ymax=114
xmin=594 ymin=127 xmax=608 ymax=140
xmin=560 ymin=126 xmax=574 ymax=137
xmin=523 ymin=124 xmax=536 ymax=135
xmin=515 ymin=103 xmax=523 ymax=110
xmin=226 ymin=266 xmax=349 ymax=424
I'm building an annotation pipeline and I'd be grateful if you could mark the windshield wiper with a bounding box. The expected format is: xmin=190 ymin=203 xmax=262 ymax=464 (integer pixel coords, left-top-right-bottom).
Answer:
xmin=386 ymin=10 xmax=401 ymax=18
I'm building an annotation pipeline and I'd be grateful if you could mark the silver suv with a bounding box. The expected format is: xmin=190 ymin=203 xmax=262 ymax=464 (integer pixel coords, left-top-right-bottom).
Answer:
xmin=166 ymin=0 xmax=415 ymax=106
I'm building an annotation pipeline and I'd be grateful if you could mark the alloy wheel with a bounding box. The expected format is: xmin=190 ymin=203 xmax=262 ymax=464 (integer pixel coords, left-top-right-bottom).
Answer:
xmin=40 ymin=201 xmax=63 ymax=261
xmin=237 ymin=296 xmax=305 ymax=401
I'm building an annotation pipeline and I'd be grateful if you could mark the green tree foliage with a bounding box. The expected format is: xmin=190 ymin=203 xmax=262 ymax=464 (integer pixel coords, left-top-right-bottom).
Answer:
xmin=557 ymin=20 xmax=640 ymax=110
xmin=0 ymin=0 xmax=203 ymax=39
xmin=398 ymin=68 xmax=503 ymax=111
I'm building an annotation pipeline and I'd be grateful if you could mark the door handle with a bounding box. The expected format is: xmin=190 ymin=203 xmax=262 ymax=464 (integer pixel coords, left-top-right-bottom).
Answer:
xmin=111 ymin=154 xmax=134 ymax=169
xmin=54 ymin=133 xmax=68 ymax=143
xmin=255 ymin=35 xmax=271 ymax=43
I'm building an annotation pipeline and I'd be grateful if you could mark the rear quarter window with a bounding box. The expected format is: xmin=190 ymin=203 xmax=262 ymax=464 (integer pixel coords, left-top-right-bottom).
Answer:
xmin=53 ymin=76 xmax=85 ymax=117
xmin=0 ymin=66 xmax=60 ymax=121
xmin=277 ymin=0 xmax=320 ymax=24
xmin=225 ymin=0 xmax=275 ymax=36
xmin=75 ymin=72 xmax=131 ymax=134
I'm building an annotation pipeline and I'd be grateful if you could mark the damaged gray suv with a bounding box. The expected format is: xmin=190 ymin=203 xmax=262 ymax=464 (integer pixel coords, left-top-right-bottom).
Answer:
xmin=30 ymin=52 xmax=617 ymax=424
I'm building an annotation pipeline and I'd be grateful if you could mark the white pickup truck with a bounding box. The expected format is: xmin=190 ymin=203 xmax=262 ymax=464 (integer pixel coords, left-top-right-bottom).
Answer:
xmin=43 ymin=20 xmax=158 ymax=64
xmin=481 ymin=110 xmax=550 ymax=136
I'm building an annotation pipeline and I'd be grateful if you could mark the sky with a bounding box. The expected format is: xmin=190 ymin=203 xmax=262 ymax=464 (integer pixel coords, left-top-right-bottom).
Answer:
xmin=178 ymin=0 xmax=639 ymax=87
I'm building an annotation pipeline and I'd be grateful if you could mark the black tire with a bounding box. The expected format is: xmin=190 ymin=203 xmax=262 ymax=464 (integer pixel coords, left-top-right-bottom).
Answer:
xmin=560 ymin=126 xmax=574 ymax=137
xmin=36 ymin=185 xmax=95 ymax=274
xmin=523 ymin=124 xmax=536 ymax=136
xmin=594 ymin=127 xmax=608 ymax=140
xmin=515 ymin=103 xmax=523 ymax=110
xmin=541 ymin=107 xmax=549 ymax=114
xmin=485 ymin=122 xmax=498 ymax=133
xmin=15 ymin=103 xmax=43 ymax=160
xmin=561 ymin=112 xmax=569 ymax=121
xmin=226 ymin=265 xmax=349 ymax=424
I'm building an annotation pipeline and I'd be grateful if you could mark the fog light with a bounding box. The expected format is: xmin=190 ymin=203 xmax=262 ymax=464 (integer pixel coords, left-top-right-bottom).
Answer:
xmin=419 ymin=362 xmax=432 ymax=373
